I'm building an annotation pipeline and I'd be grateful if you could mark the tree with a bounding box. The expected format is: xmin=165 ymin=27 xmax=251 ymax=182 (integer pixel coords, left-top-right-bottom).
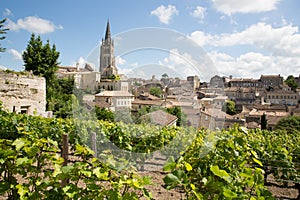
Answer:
xmin=22 ymin=34 xmax=80 ymax=118
xmin=162 ymin=73 xmax=169 ymax=78
xmin=261 ymin=113 xmax=267 ymax=130
xmin=23 ymin=34 xmax=59 ymax=82
xmin=285 ymin=75 xmax=298 ymax=92
xmin=95 ymin=107 xmax=114 ymax=122
xmin=166 ymin=106 xmax=187 ymax=126
xmin=275 ymin=116 xmax=300 ymax=134
xmin=0 ymin=18 xmax=9 ymax=53
xmin=222 ymin=100 xmax=236 ymax=115
xmin=46 ymin=77 xmax=81 ymax=118
xmin=149 ymin=87 xmax=162 ymax=98
xmin=114 ymin=108 xmax=133 ymax=123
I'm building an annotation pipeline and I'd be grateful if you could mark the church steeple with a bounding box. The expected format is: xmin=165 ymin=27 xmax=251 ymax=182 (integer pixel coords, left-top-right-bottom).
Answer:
xmin=105 ymin=20 xmax=111 ymax=41
xmin=99 ymin=20 xmax=117 ymax=76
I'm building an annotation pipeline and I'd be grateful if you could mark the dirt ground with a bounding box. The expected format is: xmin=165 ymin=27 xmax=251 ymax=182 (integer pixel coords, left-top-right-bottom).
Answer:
xmin=138 ymin=171 xmax=299 ymax=200
xmin=138 ymin=153 xmax=299 ymax=200
xmin=1 ymin=153 xmax=298 ymax=200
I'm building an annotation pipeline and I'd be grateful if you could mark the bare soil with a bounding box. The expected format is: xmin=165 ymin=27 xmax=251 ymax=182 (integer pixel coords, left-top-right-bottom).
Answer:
xmin=138 ymin=153 xmax=299 ymax=200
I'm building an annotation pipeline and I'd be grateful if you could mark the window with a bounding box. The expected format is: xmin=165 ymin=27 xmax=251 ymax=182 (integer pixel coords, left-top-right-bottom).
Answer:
xmin=20 ymin=106 xmax=30 ymax=114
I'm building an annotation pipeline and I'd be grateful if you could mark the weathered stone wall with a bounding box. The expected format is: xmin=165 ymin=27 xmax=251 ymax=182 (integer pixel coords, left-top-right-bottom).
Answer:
xmin=0 ymin=70 xmax=46 ymax=116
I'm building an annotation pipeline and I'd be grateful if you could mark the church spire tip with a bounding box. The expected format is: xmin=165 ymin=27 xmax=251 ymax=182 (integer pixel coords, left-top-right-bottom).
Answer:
xmin=105 ymin=20 xmax=111 ymax=40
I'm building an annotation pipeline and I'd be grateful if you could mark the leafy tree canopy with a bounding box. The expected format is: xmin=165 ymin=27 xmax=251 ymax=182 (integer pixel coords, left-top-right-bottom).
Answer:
xmin=0 ymin=18 xmax=9 ymax=53
xmin=285 ymin=75 xmax=298 ymax=91
xmin=114 ymin=108 xmax=133 ymax=123
xmin=275 ymin=116 xmax=300 ymax=134
xmin=222 ymin=100 xmax=236 ymax=115
xmin=22 ymin=34 xmax=81 ymax=118
xmin=23 ymin=33 xmax=59 ymax=81
xmin=149 ymin=87 xmax=162 ymax=98
xmin=95 ymin=107 xmax=114 ymax=122
xmin=161 ymin=73 xmax=169 ymax=78
xmin=166 ymin=106 xmax=187 ymax=126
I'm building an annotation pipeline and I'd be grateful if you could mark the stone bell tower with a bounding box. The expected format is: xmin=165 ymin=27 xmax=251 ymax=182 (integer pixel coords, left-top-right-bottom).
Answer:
xmin=99 ymin=20 xmax=118 ymax=77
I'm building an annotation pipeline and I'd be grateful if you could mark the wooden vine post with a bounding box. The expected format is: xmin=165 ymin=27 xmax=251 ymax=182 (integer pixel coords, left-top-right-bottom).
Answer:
xmin=61 ymin=134 xmax=69 ymax=187
xmin=91 ymin=132 xmax=97 ymax=158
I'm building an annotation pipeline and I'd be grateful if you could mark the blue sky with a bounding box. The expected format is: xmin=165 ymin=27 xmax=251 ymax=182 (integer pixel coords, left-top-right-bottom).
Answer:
xmin=1 ymin=0 xmax=300 ymax=80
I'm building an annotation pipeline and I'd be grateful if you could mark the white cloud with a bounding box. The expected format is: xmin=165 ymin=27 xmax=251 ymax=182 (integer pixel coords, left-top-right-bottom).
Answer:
xmin=211 ymin=0 xmax=281 ymax=15
xmin=159 ymin=48 xmax=201 ymax=77
xmin=71 ymin=56 xmax=86 ymax=68
xmin=160 ymin=49 xmax=192 ymax=67
xmin=188 ymin=31 xmax=214 ymax=46
xmin=0 ymin=65 xmax=7 ymax=70
xmin=208 ymin=51 xmax=300 ymax=78
xmin=126 ymin=69 xmax=147 ymax=79
xmin=8 ymin=49 xmax=22 ymax=61
xmin=130 ymin=62 xmax=139 ymax=67
xmin=7 ymin=16 xmax=63 ymax=34
xmin=190 ymin=6 xmax=206 ymax=22
xmin=3 ymin=8 xmax=12 ymax=16
xmin=118 ymin=68 xmax=132 ymax=76
xmin=151 ymin=5 xmax=179 ymax=24
xmin=116 ymin=56 xmax=126 ymax=65
xmin=77 ymin=57 xmax=86 ymax=68
xmin=216 ymin=22 xmax=300 ymax=57
xmin=188 ymin=21 xmax=300 ymax=77
xmin=208 ymin=51 xmax=234 ymax=62
xmin=190 ymin=22 xmax=300 ymax=57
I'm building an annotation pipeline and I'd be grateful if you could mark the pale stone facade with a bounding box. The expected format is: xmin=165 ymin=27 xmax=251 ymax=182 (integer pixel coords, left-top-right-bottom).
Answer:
xmin=95 ymin=90 xmax=134 ymax=111
xmin=0 ymin=70 xmax=46 ymax=116
xmin=260 ymin=74 xmax=283 ymax=89
xmin=266 ymin=90 xmax=298 ymax=106
xmin=99 ymin=21 xmax=118 ymax=78
xmin=229 ymin=78 xmax=260 ymax=88
xmin=187 ymin=75 xmax=200 ymax=91
xmin=56 ymin=64 xmax=101 ymax=92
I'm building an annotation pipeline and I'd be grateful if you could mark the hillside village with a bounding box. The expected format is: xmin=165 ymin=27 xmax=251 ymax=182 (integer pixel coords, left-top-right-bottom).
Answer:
xmin=1 ymin=21 xmax=300 ymax=131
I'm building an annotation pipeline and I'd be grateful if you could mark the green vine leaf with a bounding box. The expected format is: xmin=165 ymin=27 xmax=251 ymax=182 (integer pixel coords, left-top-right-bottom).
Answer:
xmin=210 ymin=165 xmax=232 ymax=183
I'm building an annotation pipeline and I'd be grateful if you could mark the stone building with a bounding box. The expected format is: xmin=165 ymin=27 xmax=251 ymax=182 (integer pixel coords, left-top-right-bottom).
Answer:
xmin=246 ymin=108 xmax=289 ymax=131
xmin=99 ymin=21 xmax=117 ymax=76
xmin=199 ymin=108 xmax=244 ymax=130
xmin=187 ymin=75 xmax=200 ymax=91
xmin=265 ymin=89 xmax=298 ymax=106
xmin=260 ymin=74 xmax=283 ymax=89
xmin=56 ymin=63 xmax=101 ymax=92
xmin=229 ymin=78 xmax=260 ymax=88
xmin=209 ymin=75 xmax=224 ymax=88
xmin=99 ymin=20 xmax=119 ymax=91
xmin=140 ymin=110 xmax=177 ymax=127
xmin=95 ymin=90 xmax=134 ymax=111
xmin=0 ymin=70 xmax=46 ymax=116
xmin=224 ymin=87 xmax=259 ymax=105
xmin=295 ymin=75 xmax=300 ymax=88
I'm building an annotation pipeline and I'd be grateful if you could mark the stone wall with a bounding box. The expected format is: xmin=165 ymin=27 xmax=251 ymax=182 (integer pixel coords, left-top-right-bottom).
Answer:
xmin=0 ymin=70 xmax=46 ymax=116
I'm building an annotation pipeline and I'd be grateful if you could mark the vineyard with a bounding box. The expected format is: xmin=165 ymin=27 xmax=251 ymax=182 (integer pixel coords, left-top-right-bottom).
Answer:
xmin=0 ymin=106 xmax=300 ymax=199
